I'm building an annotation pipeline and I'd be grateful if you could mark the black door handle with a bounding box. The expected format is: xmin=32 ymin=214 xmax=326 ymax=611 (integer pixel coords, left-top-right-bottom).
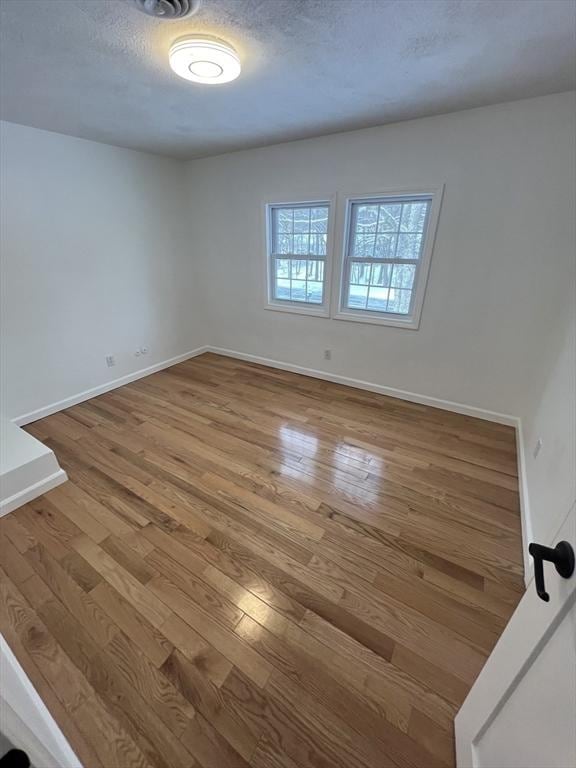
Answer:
xmin=528 ymin=541 xmax=575 ymax=602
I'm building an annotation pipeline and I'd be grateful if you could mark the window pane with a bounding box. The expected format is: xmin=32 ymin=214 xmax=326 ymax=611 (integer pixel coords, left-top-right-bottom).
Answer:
xmin=400 ymin=202 xmax=428 ymax=232
xmin=276 ymin=258 xmax=290 ymax=278
xmin=275 ymin=208 xmax=293 ymax=233
xmin=390 ymin=263 xmax=416 ymax=289
xmin=310 ymin=207 xmax=328 ymax=233
xmin=306 ymin=282 xmax=323 ymax=303
xmin=353 ymin=233 xmax=376 ymax=257
xmin=275 ymin=233 xmax=293 ymax=254
xmin=291 ymin=259 xmax=307 ymax=279
xmin=272 ymin=204 xmax=329 ymax=257
xmin=355 ymin=204 xmax=379 ymax=234
xmin=348 ymin=284 xmax=368 ymax=309
xmin=293 ymin=234 xmax=310 ymax=255
xmin=306 ymin=260 xmax=324 ymax=280
xmin=290 ymin=280 xmax=306 ymax=301
xmin=374 ymin=233 xmax=396 ymax=258
xmin=370 ymin=262 xmax=392 ymax=287
xmin=350 ymin=262 xmax=372 ymax=285
xmin=294 ymin=208 xmax=311 ymax=233
xmin=378 ymin=204 xmax=402 ymax=232
xmin=367 ymin=287 xmax=390 ymax=311
xmin=396 ymin=233 xmax=423 ymax=259
xmin=275 ymin=278 xmax=290 ymax=300
xmin=309 ymin=233 xmax=327 ymax=256
xmin=387 ymin=289 xmax=412 ymax=314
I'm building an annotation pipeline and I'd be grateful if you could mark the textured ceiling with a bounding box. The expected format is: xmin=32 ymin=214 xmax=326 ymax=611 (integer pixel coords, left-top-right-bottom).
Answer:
xmin=1 ymin=0 xmax=575 ymax=158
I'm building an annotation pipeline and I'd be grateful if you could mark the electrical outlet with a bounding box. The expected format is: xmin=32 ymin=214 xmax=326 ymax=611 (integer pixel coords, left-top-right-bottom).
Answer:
xmin=105 ymin=355 xmax=116 ymax=368
xmin=324 ymin=349 xmax=332 ymax=360
xmin=533 ymin=438 xmax=543 ymax=459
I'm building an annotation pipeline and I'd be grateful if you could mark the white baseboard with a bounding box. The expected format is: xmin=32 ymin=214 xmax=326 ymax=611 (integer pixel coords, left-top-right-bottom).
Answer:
xmin=207 ymin=345 xmax=519 ymax=426
xmin=515 ymin=419 xmax=534 ymax=585
xmin=0 ymin=468 xmax=68 ymax=517
xmin=12 ymin=346 xmax=209 ymax=426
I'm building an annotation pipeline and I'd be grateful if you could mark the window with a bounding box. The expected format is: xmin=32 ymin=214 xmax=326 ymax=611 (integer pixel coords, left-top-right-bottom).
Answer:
xmin=266 ymin=202 xmax=331 ymax=315
xmin=336 ymin=189 xmax=442 ymax=328
xmin=264 ymin=188 xmax=442 ymax=326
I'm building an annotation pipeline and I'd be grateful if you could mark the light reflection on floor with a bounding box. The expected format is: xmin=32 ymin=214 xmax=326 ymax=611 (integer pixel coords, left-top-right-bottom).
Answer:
xmin=276 ymin=424 xmax=382 ymax=504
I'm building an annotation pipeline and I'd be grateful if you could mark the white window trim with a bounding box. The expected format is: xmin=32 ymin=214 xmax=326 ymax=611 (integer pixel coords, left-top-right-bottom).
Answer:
xmin=263 ymin=197 xmax=335 ymax=318
xmin=331 ymin=185 xmax=444 ymax=329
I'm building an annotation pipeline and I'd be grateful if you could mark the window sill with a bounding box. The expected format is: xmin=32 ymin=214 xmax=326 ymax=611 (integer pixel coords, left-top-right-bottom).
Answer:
xmin=333 ymin=310 xmax=420 ymax=329
xmin=265 ymin=302 xmax=330 ymax=318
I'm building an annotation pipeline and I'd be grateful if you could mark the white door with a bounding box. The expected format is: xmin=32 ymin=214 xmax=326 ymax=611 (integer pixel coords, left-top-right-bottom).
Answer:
xmin=455 ymin=501 xmax=576 ymax=768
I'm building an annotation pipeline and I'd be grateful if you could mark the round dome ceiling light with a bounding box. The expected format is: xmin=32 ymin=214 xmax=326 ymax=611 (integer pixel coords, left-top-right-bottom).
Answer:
xmin=169 ymin=36 xmax=241 ymax=84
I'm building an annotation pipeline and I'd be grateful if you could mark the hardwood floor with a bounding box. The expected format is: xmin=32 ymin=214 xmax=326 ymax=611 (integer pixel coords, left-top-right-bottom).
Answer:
xmin=0 ymin=353 xmax=525 ymax=768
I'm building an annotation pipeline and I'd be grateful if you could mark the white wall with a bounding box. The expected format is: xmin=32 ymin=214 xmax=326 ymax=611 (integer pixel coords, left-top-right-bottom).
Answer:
xmin=1 ymin=95 xmax=574 ymax=560
xmin=182 ymin=92 xmax=576 ymax=418
xmin=184 ymin=92 xmax=576 ymax=551
xmin=520 ymin=303 xmax=576 ymax=548
xmin=0 ymin=121 xmax=205 ymax=422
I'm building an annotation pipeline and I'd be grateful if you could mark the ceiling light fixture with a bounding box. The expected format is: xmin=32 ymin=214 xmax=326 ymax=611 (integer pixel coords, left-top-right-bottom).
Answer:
xmin=169 ymin=36 xmax=241 ymax=84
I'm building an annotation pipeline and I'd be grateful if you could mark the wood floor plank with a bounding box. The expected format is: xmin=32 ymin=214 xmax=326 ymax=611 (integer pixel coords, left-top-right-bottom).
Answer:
xmin=0 ymin=532 xmax=35 ymax=583
xmin=16 ymin=502 xmax=76 ymax=561
xmin=235 ymin=612 xmax=411 ymax=735
xmin=20 ymin=567 xmax=194 ymax=768
xmin=180 ymin=712 xmax=250 ymax=768
xmin=162 ymin=648 xmax=259 ymax=761
xmin=145 ymin=546 xmax=244 ymax=629
xmin=59 ymin=550 xmax=103 ymax=592
xmin=3 ymin=353 xmax=524 ymax=768
xmin=159 ymin=613 xmax=233 ymax=687
xmin=297 ymin=609 xmax=457 ymax=727
xmin=0 ymin=572 xmax=93 ymax=710
xmin=44 ymin=482 xmax=110 ymax=543
xmin=46 ymin=478 xmax=136 ymax=539
xmin=235 ymin=612 xmax=452 ymax=767
xmin=148 ymin=573 xmax=273 ymax=688
xmin=90 ymin=581 xmax=173 ymax=668
xmin=251 ymin=737 xmax=301 ymax=768
xmin=408 ymin=708 xmax=454 ymax=767
xmin=0 ymin=568 xmax=150 ymax=767
xmin=1 ymin=514 xmax=38 ymax=552
xmin=104 ymin=630 xmax=196 ymax=738
xmin=221 ymin=667 xmax=385 ymax=768
xmin=23 ymin=543 xmax=119 ymax=648
xmin=71 ymin=694 xmax=157 ymax=768
xmin=71 ymin=534 xmax=171 ymax=628
xmin=100 ymin=534 xmax=158 ymax=584
xmin=161 ymin=524 xmax=308 ymax=625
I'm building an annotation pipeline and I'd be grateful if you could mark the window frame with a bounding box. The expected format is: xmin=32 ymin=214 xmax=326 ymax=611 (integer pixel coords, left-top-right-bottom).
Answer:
xmin=264 ymin=197 xmax=334 ymax=318
xmin=332 ymin=186 xmax=444 ymax=329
